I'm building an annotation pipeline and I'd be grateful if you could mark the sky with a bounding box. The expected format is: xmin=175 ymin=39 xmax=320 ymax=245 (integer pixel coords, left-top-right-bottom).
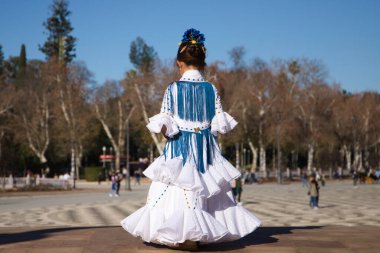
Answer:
xmin=0 ymin=0 xmax=379 ymax=92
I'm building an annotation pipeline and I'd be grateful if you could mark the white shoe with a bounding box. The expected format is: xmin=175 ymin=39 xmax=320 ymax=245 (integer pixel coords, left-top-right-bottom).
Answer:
xmin=109 ymin=193 xmax=113 ymax=197
xmin=313 ymin=207 xmax=319 ymax=210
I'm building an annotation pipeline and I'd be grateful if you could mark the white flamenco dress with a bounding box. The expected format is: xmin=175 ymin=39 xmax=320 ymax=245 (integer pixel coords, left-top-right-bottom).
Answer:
xmin=120 ymin=70 xmax=261 ymax=245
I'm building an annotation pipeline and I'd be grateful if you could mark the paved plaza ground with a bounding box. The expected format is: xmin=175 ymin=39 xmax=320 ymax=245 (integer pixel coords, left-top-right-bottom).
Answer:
xmin=1 ymin=180 xmax=379 ymax=252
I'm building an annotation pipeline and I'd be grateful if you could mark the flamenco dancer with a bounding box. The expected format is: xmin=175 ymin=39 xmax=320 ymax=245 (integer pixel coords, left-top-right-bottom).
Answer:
xmin=121 ymin=28 xmax=261 ymax=250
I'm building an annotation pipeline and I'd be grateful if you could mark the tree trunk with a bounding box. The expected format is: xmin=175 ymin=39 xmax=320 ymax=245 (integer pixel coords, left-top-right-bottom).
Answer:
xmin=115 ymin=101 xmax=125 ymax=172
xmin=75 ymin=143 xmax=82 ymax=179
xmin=134 ymin=83 xmax=165 ymax=154
xmin=344 ymin=145 xmax=352 ymax=172
xmin=22 ymin=96 xmax=50 ymax=170
xmin=259 ymin=147 xmax=266 ymax=177
xmin=363 ymin=112 xmax=370 ymax=169
xmin=115 ymin=149 xmax=121 ymax=173
xmin=307 ymin=143 xmax=314 ymax=172
xmin=248 ymin=140 xmax=257 ymax=172
xmin=353 ymin=142 xmax=362 ymax=171
xmin=235 ymin=143 xmax=240 ymax=170
xmin=70 ymin=146 xmax=75 ymax=186
xmin=258 ymin=119 xmax=267 ymax=177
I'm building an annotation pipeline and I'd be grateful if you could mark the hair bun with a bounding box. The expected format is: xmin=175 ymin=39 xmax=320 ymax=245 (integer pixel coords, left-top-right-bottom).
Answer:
xmin=177 ymin=28 xmax=207 ymax=68
xmin=188 ymin=44 xmax=201 ymax=57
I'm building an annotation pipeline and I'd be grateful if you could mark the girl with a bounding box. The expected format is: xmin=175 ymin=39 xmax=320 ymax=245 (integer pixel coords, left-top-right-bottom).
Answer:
xmin=121 ymin=28 xmax=261 ymax=249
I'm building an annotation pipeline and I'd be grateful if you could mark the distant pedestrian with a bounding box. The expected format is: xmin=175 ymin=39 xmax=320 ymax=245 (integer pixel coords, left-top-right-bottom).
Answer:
xmin=231 ymin=177 xmax=243 ymax=203
xmin=109 ymin=172 xmax=117 ymax=197
xmin=301 ymin=171 xmax=308 ymax=187
xmin=97 ymin=172 xmax=102 ymax=185
xmin=308 ymin=176 xmax=320 ymax=209
xmin=352 ymin=170 xmax=359 ymax=187
xmin=134 ymin=167 xmax=142 ymax=186
xmin=116 ymin=171 xmax=123 ymax=196
xmin=321 ymin=174 xmax=326 ymax=187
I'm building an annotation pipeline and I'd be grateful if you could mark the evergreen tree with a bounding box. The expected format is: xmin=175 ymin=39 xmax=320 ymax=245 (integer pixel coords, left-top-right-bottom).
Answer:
xmin=129 ymin=37 xmax=157 ymax=75
xmin=18 ymin=44 xmax=27 ymax=76
xmin=39 ymin=0 xmax=76 ymax=63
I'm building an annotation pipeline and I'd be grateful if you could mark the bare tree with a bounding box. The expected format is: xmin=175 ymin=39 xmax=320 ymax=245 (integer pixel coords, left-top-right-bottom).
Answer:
xmin=12 ymin=60 xmax=54 ymax=172
xmin=53 ymin=61 xmax=93 ymax=180
xmin=229 ymin=46 xmax=246 ymax=70
xmin=94 ymin=81 xmax=135 ymax=172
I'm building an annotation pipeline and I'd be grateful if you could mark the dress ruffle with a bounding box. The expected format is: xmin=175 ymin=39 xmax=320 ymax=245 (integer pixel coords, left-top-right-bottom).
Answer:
xmin=143 ymin=151 xmax=241 ymax=198
xmin=207 ymin=181 xmax=262 ymax=241
xmin=146 ymin=113 xmax=179 ymax=138
xmin=120 ymin=181 xmax=260 ymax=245
xmin=211 ymin=112 xmax=238 ymax=136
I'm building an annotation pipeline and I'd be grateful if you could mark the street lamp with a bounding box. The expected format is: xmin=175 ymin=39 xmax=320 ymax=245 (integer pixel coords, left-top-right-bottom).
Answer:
xmin=125 ymin=120 xmax=131 ymax=191
xmin=110 ymin=147 xmax=113 ymax=172
xmin=102 ymin=146 xmax=106 ymax=183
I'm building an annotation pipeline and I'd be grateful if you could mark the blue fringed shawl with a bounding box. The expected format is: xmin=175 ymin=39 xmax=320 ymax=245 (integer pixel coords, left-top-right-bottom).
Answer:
xmin=163 ymin=81 xmax=217 ymax=173
xmin=177 ymin=81 xmax=215 ymax=122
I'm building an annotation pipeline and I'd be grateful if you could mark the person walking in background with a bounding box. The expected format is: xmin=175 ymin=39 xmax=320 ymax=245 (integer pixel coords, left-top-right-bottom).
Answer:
xmin=352 ymin=170 xmax=359 ymax=187
xmin=115 ymin=171 xmax=122 ymax=196
xmin=97 ymin=172 xmax=102 ymax=185
xmin=233 ymin=177 xmax=243 ymax=203
xmin=134 ymin=166 xmax=142 ymax=186
xmin=308 ymin=175 xmax=320 ymax=209
xmin=375 ymin=167 xmax=380 ymax=184
xmin=109 ymin=172 xmax=117 ymax=197
xmin=301 ymin=170 xmax=308 ymax=187
xmin=321 ymin=174 xmax=326 ymax=187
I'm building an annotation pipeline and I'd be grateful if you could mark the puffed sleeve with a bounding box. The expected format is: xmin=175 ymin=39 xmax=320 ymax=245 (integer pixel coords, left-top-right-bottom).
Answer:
xmin=210 ymin=85 xmax=238 ymax=136
xmin=146 ymin=83 xmax=179 ymax=138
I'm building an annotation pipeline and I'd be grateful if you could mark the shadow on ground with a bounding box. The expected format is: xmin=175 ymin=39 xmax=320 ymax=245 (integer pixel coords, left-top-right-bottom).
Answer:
xmin=145 ymin=226 xmax=323 ymax=251
xmin=0 ymin=226 xmax=118 ymax=245
xmin=0 ymin=226 xmax=323 ymax=251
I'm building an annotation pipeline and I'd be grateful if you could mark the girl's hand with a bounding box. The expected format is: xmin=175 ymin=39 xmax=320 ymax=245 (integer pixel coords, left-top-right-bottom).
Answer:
xmin=161 ymin=125 xmax=169 ymax=140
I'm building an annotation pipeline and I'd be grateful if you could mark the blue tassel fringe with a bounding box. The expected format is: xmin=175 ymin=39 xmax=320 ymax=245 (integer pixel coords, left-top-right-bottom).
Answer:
xmin=177 ymin=82 xmax=215 ymax=122
xmin=163 ymin=128 xmax=216 ymax=173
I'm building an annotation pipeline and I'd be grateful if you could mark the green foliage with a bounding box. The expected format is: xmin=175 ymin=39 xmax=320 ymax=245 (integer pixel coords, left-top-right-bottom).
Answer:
xmin=39 ymin=0 xmax=76 ymax=63
xmin=84 ymin=166 xmax=102 ymax=181
xmin=18 ymin=44 xmax=27 ymax=77
xmin=129 ymin=37 xmax=156 ymax=75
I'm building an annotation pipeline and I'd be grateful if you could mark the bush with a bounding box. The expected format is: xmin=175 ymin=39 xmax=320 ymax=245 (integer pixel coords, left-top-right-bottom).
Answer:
xmin=84 ymin=166 xmax=102 ymax=181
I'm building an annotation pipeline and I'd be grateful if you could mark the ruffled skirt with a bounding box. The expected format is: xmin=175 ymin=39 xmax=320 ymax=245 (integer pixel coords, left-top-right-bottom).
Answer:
xmin=120 ymin=148 xmax=261 ymax=245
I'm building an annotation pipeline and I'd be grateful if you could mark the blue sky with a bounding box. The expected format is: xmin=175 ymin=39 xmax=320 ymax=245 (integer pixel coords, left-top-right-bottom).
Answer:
xmin=1 ymin=0 xmax=379 ymax=92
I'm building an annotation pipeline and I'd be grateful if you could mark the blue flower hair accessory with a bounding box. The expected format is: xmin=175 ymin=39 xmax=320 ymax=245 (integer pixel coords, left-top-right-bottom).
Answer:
xmin=180 ymin=28 xmax=205 ymax=45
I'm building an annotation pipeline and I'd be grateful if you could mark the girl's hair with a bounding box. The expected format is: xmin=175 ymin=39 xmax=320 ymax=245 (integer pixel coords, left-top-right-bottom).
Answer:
xmin=177 ymin=28 xmax=206 ymax=69
xmin=177 ymin=42 xmax=206 ymax=69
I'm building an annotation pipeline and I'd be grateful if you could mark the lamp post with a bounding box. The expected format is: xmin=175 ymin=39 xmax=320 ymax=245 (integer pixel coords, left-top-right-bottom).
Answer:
xmin=110 ymin=147 xmax=114 ymax=173
xmin=102 ymin=146 xmax=106 ymax=183
xmin=126 ymin=120 xmax=131 ymax=191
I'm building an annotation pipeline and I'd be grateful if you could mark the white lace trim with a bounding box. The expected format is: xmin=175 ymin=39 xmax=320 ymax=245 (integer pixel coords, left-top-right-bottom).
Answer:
xmin=179 ymin=70 xmax=205 ymax=82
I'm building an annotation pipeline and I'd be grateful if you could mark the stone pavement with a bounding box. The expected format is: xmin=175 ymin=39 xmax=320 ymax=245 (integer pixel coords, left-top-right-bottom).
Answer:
xmin=1 ymin=225 xmax=380 ymax=252
xmin=1 ymin=180 xmax=379 ymax=227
